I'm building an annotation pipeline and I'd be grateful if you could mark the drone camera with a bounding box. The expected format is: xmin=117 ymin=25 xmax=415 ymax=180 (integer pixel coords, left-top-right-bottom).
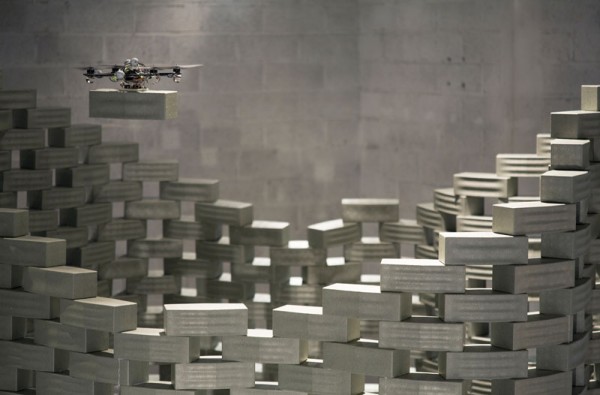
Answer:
xmin=173 ymin=74 xmax=182 ymax=83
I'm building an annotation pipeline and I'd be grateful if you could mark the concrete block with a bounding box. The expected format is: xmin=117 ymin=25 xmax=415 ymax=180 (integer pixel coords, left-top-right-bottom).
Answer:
xmin=537 ymin=331 xmax=589 ymax=371
xmin=440 ymin=290 xmax=528 ymax=322
xmin=341 ymin=198 xmax=399 ymax=222
xmin=128 ymin=238 xmax=183 ymax=258
xmin=540 ymin=170 xmax=590 ymax=203
xmin=93 ymin=180 xmax=142 ymax=202
xmin=223 ymin=328 xmax=308 ymax=365
xmin=90 ymin=89 xmax=177 ymax=120
xmin=0 ymin=366 xmax=32 ymax=392
xmin=69 ymin=349 xmax=149 ymax=385
xmin=380 ymin=373 xmax=469 ymax=395
xmin=230 ymin=220 xmax=290 ymax=246
xmin=536 ymin=133 xmax=551 ymax=156
xmin=126 ymin=275 xmax=178 ymax=295
xmin=379 ymin=219 xmax=426 ymax=244
xmin=453 ymin=172 xmax=517 ymax=198
xmin=34 ymin=319 xmax=108 ymax=353
xmin=416 ymin=202 xmax=445 ymax=230
xmin=307 ymin=219 xmax=361 ymax=248
xmin=414 ymin=244 xmax=438 ymax=259
xmin=60 ymin=203 xmax=112 ymax=227
xmin=23 ymin=266 xmax=97 ymax=299
xmin=302 ymin=259 xmax=361 ymax=285
xmin=0 ymin=169 xmax=52 ymax=191
xmin=98 ymin=219 xmax=146 ymax=241
xmin=173 ymin=358 xmax=254 ymax=390
xmin=541 ymin=223 xmax=591 ymax=259
xmin=344 ymin=237 xmax=398 ymax=261
xmin=0 ymin=316 xmax=27 ymax=340
xmin=164 ymin=217 xmax=221 ymax=241
xmin=276 ymin=283 xmax=322 ymax=305
xmin=434 ymin=188 xmax=483 ymax=216
xmin=88 ymin=142 xmax=139 ymax=164
xmin=322 ymin=283 xmax=412 ymax=321
xmin=120 ymin=382 xmax=210 ymax=394
xmin=439 ymin=346 xmax=528 ymax=380
xmin=582 ymin=85 xmax=600 ymax=111
xmin=164 ymin=254 xmax=222 ymax=280
xmin=123 ymin=160 xmax=179 ymax=181
xmin=160 ymin=178 xmax=219 ymax=202
xmin=0 ymin=128 xmax=45 ymax=151
xmin=19 ymin=147 xmax=78 ymax=170
xmin=230 ymin=256 xmax=289 ymax=284
xmin=56 ymin=164 xmax=109 ymax=187
xmin=35 ymin=371 xmax=113 ymax=395
xmin=278 ymin=361 xmax=364 ymax=395
xmin=13 ymin=107 xmax=70 ymax=128
xmin=68 ymin=241 xmax=115 ymax=269
xmin=0 ymin=208 xmax=28 ymax=237
xmin=379 ymin=316 xmax=465 ymax=352
xmin=0 ymin=111 xmax=11 ymax=131
xmin=0 ymin=150 xmax=9 ymax=171
xmin=456 ymin=215 xmax=492 ymax=232
xmin=539 ymin=277 xmax=592 ymax=315
xmin=0 ymin=264 xmax=23 ymax=289
xmin=0 ymin=339 xmax=68 ymax=372
xmin=0 ymin=90 xmax=36 ymax=109
xmin=98 ymin=256 xmax=148 ymax=280
xmin=490 ymin=314 xmax=571 ymax=350
xmin=0 ymin=191 xmax=17 ymax=208
xmin=492 ymin=201 xmax=575 ymax=235
xmin=28 ymin=208 xmax=59 ymax=232
xmin=380 ymin=258 xmax=465 ymax=293
xmin=496 ymin=154 xmax=550 ymax=177
xmin=195 ymin=199 xmax=253 ymax=226
xmin=231 ymin=384 xmax=306 ymax=395
xmin=439 ymin=232 xmax=528 ymax=265
xmin=0 ymin=289 xmax=59 ymax=320
xmin=48 ymin=124 xmax=102 ymax=147
xmin=126 ymin=199 xmax=180 ymax=220
xmin=0 ymin=235 xmax=65 ymax=267
xmin=45 ymin=226 xmax=88 ymax=249
xmin=323 ymin=339 xmax=409 ymax=378
xmin=164 ymin=303 xmax=247 ymax=336
xmin=28 ymin=186 xmax=86 ymax=210
xmin=199 ymin=278 xmax=255 ymax=301
xmin=551 ymin=139 xmax=590 ymax=170
xmin=114 ymin=327 xmax=200 ymax=363
xmin=492 ymin=258 xmax=575 ymax=293
xmin=60 ymin=296 xmax=137 ymax=332
xmin=270 ymin=240 xmax=327 ymax=266
xmin=196 ymin=237 xmax=253 ymax=264
xmin=551 ymin=111 xmax=600 ymax=139
xmin=273 ymin=304 xmax=359 ymax=342
xmin=491 ymin=369 xmax=571 ymax=395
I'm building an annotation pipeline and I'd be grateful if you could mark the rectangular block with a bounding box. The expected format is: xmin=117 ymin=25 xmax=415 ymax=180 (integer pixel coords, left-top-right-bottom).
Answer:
xmin=0 ymin=111 xmax=11 ymax=132
xmin=540 ymin=170 xmax=590 ymax=203
xmin=28 ymin=208 xmax=59 ymax=232
xmin=195 ymin=199 xmax=253 ymax=226
xmin=23 ymin=266 xmax=97 ymax=299
xmin=114 ymin=327 xmax=200 ymax=363
xmin=160 ymin=178 xmax=219 ymax=202
xmin=48 ymin=123 xmax=102 ymax=147
xmin=434 ymin=188 xmax=484 ymax=216
xmin=0 ymin=288 xmax=59 ymax=319
xmin=20 ymin=147 xmax=78 ymax=170
xmin=551 ymin=110 xmax=600 ymax=138
xmin=92 ymin=180 xmax=142 ymax=202
xmin=35 ymin=371 xmax=113 ymax=395
xmin=492 ymin=258 xmax=575 ymax=293
xmin=323 ymin=339 xmax=409 ymax=378
xmin=164 ymin=303 xmax=247 ymax=336
xmin=453 ymin=172 xmax=517 ymax=198
xmin=0 ymin=316 xmax=27 ymax=340
xmin=98 ymin=256 xmax=148 ymax=280
xmin=0 ymin=366 xmax=32 ymax=392
xmin=439 ymin=290 xmax=528 ymax=322
xmin=230 ymin=220 xmax=290 ymax=246
xmin=0 ymin=128 xmax=45 ymax=150
xmin=126 ymin=275 xmax=178 ymax=295
xmin=344 ymin=237 xmax=398 ymax=261
xmin=0 ymin=264 xmax=22 ymax=289
xmin=45 ymin=226 xmax=88 ymax=249
xmin=379 ymin=219 xmax=426 ymax=244
xmin=0 ymin=191 xmax=16 ymax=208
xmin=307 ymin=219 xmax=361 ymax=248
xmin=28 ymin=187 xmax=86 ymax=210
xmin=496 ymin=153 xmax=550 ymax=177
xmin=90 ymin=89 xmax=177 ymax=120
xmin=439 ymin=232 xmax=528 ymax=265
xmin=380 ymin=258 xmax=465 ymax=293
xmin=98 ymin=219 xmax=145 ymax=241
xmin=416 ymin=202 xmax=444 ymax=230
xmin=195 ymin=237 xmax=252 ymax=264
xmin=379 ymin=316 xmax=465 ymax=352
xmin=0 ymin=339 xmax=68 ymax=372
xmin=582 ymin=85 xmax=600 ymax=111
xmin=0 ymin=235 xmax=65 ymax=267
xmin=492 ymin=201 xmax=576 ymax=235
xmin=164 ymin=217 xmax=221 ymax=241
xmin=491 ymin=369 xmax=572 ymax=395
xmin=69 ymin=349 xmax=149 ymax=386
xmin=341 ymin=198 xmax=399 ymax=222
xmin=302 ymin=259 xmax=361 ymax=285
xmin=60 ymin=296 xmax=137 ymax=332
xmin=164 ymin=254 xmax=222 ymax=279
xmin=551 ymin=138 xmax=590 ymax=170
xmin=0 ymin=169 xmax=52 ymax=191
xmin=380 ymin=373 xmax=468 ymax=395
xmin=123 ymin=160 xmax=179 ymax=181
xmin=34 ymin=319 xmax=109 ymax=353
xmin=322 ymin=283 xmax=412 ymax=321
xmin=273 ymin=305 xmax=359 ymax=342
xmin=0 ymin=150 xmax=9 ymax=170
xmin=173 ymin=358 xmax=254 ymax=390
xmin=439 ymin=346 xmax=528 ymax=380
xmin=88 ymin=142 xmax=139 ymax=164
xmin=56 ymin=163 xmax=109 ymax=187
xmin=539 ymin=277 xmax=592 ymax=315
xmin=537 ymin=331 xmax=589 ymax=371
xmin=0 ymin=90 xmax=36 ymax=109
xmin=269 ymin=240 xmax=327 ymax=266
xmin=0 ymin=208 xmax=28 ymax=237
xmin=125 ymin=199 xmax=180 ymax=220
xmin=121 ymin=382 xmax=209 ymax=395
xmin=490 ymin=314 xmax=571 ymax=350
xmin=278 ymin=361 xmax=364 ymax=395
xmin=541 ymin=223 xmax=591 ymax=259
xmin=13 ymin=107 xmax=70 ymax=128
xmin=223 ymin=328 xmax=307 ymax=365
xmin=128 ymin=238 xmax=183 ymax=258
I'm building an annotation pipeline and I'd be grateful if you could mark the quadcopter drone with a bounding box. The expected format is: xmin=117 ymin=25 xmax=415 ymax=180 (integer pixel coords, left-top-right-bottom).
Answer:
xmin=79 ymin=58 xmax=201 ymax=90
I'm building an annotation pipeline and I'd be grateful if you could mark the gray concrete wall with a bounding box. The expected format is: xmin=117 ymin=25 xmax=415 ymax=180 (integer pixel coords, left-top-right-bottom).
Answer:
xmin=0 ymin=0 xmax=599 ymax=235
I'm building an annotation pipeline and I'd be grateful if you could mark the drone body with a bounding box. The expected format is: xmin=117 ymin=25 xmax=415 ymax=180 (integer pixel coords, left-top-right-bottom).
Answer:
xmin=81 ymin=58 xmax=201 ymax=90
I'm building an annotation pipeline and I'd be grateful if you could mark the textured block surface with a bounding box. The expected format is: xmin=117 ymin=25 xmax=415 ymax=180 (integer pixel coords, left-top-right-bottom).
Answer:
xmin=90 ymin=89 xmax=177 ymax=120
